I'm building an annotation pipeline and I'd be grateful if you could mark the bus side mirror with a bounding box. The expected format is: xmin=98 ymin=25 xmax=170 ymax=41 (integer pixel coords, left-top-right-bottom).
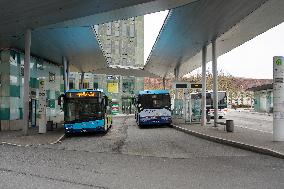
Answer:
xmin=105 ymin=97 xmax=109 ymax=107
xmin=58 ymin=98 xmax=61 ymax=106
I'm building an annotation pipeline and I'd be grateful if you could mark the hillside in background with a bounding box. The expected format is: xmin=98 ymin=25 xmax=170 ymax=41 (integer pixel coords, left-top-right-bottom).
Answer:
xmin=144 ymin=72 xmax=272 ymax=99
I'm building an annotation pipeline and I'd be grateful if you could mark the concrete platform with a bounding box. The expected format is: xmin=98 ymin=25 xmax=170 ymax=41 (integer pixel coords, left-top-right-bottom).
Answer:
xmin=0 ymin=125 xmax=65 ymax=146
xmin=172 ymin=118 xmax=284 ymax=159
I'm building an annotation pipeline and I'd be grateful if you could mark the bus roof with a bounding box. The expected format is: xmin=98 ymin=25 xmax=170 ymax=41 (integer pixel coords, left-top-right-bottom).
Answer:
xmin=138 ymin=90 xmax=170 ymax=95
xmin=66 ymin=89 xmax=104 ymax=93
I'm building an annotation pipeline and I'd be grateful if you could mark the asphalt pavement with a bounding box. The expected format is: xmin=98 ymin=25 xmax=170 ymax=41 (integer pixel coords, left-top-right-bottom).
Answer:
xmin=0 ymin=116 xmax=283 ymax=189
xmin=226 ymin=110 xmax=273 ymax=133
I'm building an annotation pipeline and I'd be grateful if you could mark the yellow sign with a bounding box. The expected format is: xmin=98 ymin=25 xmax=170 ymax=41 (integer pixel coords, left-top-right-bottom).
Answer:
xmin=108 ymin=83 xmax=119 ymax=93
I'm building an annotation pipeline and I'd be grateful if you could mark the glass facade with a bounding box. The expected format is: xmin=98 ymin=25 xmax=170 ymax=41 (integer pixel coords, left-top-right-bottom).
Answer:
xmin=0 ymin=49 xmax=64 ymax=130
xmin=94 ymin=16 xmax=144 ymax=68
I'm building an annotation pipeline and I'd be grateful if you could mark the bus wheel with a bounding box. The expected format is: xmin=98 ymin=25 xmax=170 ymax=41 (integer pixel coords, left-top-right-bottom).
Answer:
xmin=138 ymin=123 xmax=143 ymax=128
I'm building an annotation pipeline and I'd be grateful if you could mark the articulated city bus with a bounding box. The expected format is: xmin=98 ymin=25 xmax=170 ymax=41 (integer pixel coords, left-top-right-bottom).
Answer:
xmin=206 ymin=91 xmax=228 ymax=119
xmin=135 ymin=90 xmax=172 ymax=127
xmin=58 ymin=89 xmax=112 ymax=135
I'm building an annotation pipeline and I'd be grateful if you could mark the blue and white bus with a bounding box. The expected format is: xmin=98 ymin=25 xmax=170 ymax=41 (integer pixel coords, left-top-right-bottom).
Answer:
xmin=135 ymin=90 xmax=172 ymax=127
xmin=206 ymin=91 xmax=228 ymax=119
xmin=58 ymin=89 xmax=112 ymax=135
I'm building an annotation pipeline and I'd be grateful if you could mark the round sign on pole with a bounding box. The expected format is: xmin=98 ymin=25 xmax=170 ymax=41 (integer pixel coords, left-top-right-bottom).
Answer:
xmin=38 ymin=79 xmax=47 ymax=134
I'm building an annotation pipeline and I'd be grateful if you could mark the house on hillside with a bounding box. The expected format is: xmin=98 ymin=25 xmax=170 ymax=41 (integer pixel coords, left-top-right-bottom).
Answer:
xmin=248 ymin=84 xmax=273 ymax=113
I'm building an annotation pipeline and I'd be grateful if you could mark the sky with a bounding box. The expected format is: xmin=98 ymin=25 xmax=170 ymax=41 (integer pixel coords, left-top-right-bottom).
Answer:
xmin=144 ymin=10 xmax=284 ymax=79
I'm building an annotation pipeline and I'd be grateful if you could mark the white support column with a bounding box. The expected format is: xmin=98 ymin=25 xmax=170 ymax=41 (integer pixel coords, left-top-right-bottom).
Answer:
xmin=63 ymin=57 xmax=69 ymax=91
xmin=23 ymin=29 xmax=31 ymax=135
xmin=174 ymin=67 xmax=179 ymax=117
xmin=212 ymin=39 xmax=218 ymax=127
xmin=201 ymin=46 xmax=207 ymax=126
xmin=273 ymin=56 xmax=284 ymax=141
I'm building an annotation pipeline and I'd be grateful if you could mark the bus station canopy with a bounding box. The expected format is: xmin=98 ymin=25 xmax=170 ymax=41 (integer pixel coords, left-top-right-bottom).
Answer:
xmin=145 ymin=0 xmax=284 ymax=78
xmin=0 ymin=0 xmax=195 ymax=76
xmin=0 ymin=0 xmax=284 ymax=77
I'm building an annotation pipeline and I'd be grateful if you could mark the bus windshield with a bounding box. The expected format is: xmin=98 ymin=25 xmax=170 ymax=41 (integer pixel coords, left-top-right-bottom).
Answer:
xmin=65 ymin=98 xmax=103 ymax=123
xmin=138 ymin=94 xmax=171 ymax=109
xmin=206 ymin=92 xmax=227 ymax=109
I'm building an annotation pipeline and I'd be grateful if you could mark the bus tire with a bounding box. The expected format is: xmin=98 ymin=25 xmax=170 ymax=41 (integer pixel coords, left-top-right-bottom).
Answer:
xmin=167 ymin=123 xmax=172 ymax=127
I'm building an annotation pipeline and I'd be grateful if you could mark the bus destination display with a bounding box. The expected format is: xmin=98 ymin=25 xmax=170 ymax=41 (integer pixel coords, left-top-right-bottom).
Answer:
xmin=66 ymin=91 xmax=99 ymax=98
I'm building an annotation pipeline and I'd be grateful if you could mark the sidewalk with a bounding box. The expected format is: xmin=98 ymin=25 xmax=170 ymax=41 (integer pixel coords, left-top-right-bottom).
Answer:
xmin=172 ymin=118 xmax=284 ymax=159
xmin=0 ymin=125 xmax=65 ymax=146
xmin=234 ymin=108 xmax=273 ymax=116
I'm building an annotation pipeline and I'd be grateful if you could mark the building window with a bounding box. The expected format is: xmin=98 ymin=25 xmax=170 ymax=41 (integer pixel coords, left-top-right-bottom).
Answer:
xmin=122 ymin=22 xmax=127 ymax=36
xmin=122 ymin=58 xmax=127 ymax=66
xmin=106 ymin=23 xmax=112 ymax=36
xmin=114 ymin=21 xmax=120 ymax=37
xmin=83 ymin=82 xmax=89 ymax=89
xmin=114 ymin=40 xmax=120 ymax=55
xmin=129 ymin=24 xmax=135 ymax=38
xmin=122 ymin=81 xmax=134 ymax=94
xmin=69 ymin=82 xmax=74 ymax=89
xmin=93 ymin=82 xmax=98 ymax=89
xmin=121 ymin=41 xmax=128 ymax=55
xmin=105 ymin=39 xmax=111 ymax=54
xmin=49 ymin=72 xmax=55 ymax=82
xmin=106 ymin=57 xmax=112 ymax=64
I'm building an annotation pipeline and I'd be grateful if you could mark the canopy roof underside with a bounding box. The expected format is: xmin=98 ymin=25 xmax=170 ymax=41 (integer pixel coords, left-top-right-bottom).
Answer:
xmin=145 ymin=0 xmax=284 ymax=78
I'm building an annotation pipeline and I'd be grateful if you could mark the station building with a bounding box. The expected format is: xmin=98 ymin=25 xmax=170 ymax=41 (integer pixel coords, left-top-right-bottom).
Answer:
xmin=0 ymin=15 xmax=145 ymax=131
xmin=0 ymin=49 xmax=64 ymax=131
xmin=248 ymin=84 xmax=273 ymax=113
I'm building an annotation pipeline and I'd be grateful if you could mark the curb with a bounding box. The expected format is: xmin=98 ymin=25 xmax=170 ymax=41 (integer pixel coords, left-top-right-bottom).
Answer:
xmin=0 ymin=133 xmax=66 ymax=147
xmin=171 ymin=125 xmax=284 ymax=159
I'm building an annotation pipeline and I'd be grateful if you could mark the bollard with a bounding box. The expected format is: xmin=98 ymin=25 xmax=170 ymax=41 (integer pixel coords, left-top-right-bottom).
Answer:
xmin=226 ymin=120 xmax=234 ymax=132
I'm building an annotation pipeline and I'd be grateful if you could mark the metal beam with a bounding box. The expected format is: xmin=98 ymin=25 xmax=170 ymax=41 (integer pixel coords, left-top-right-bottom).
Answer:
xmin=201 ymin=46 xmax=207 ymax=126
xmin=23 ymin=29 xmax=31 ymax=135
xmin=212 ymin=39 xmax=218 ymax=127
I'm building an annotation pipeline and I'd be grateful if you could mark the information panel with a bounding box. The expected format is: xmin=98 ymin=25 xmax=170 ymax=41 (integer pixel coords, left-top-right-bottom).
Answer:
xmin=273 ymin=56 xmax=284 ymax=141
xmin=38 ymin=79 xmax=46 ymax=134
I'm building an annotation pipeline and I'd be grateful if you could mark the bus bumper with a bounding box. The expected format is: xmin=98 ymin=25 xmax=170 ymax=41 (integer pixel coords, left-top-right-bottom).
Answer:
xmin=139 ymin=116 xmax=172 ymax=126
xmin=64 ymin=120 xmax=105 ymax=133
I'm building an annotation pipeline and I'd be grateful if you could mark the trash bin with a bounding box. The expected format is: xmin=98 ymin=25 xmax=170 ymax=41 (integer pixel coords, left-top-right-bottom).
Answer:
xmin=47 ymin=121 xmax=53 ymax=131
xmin=226 ymin=120 xmax=234 ymax=132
